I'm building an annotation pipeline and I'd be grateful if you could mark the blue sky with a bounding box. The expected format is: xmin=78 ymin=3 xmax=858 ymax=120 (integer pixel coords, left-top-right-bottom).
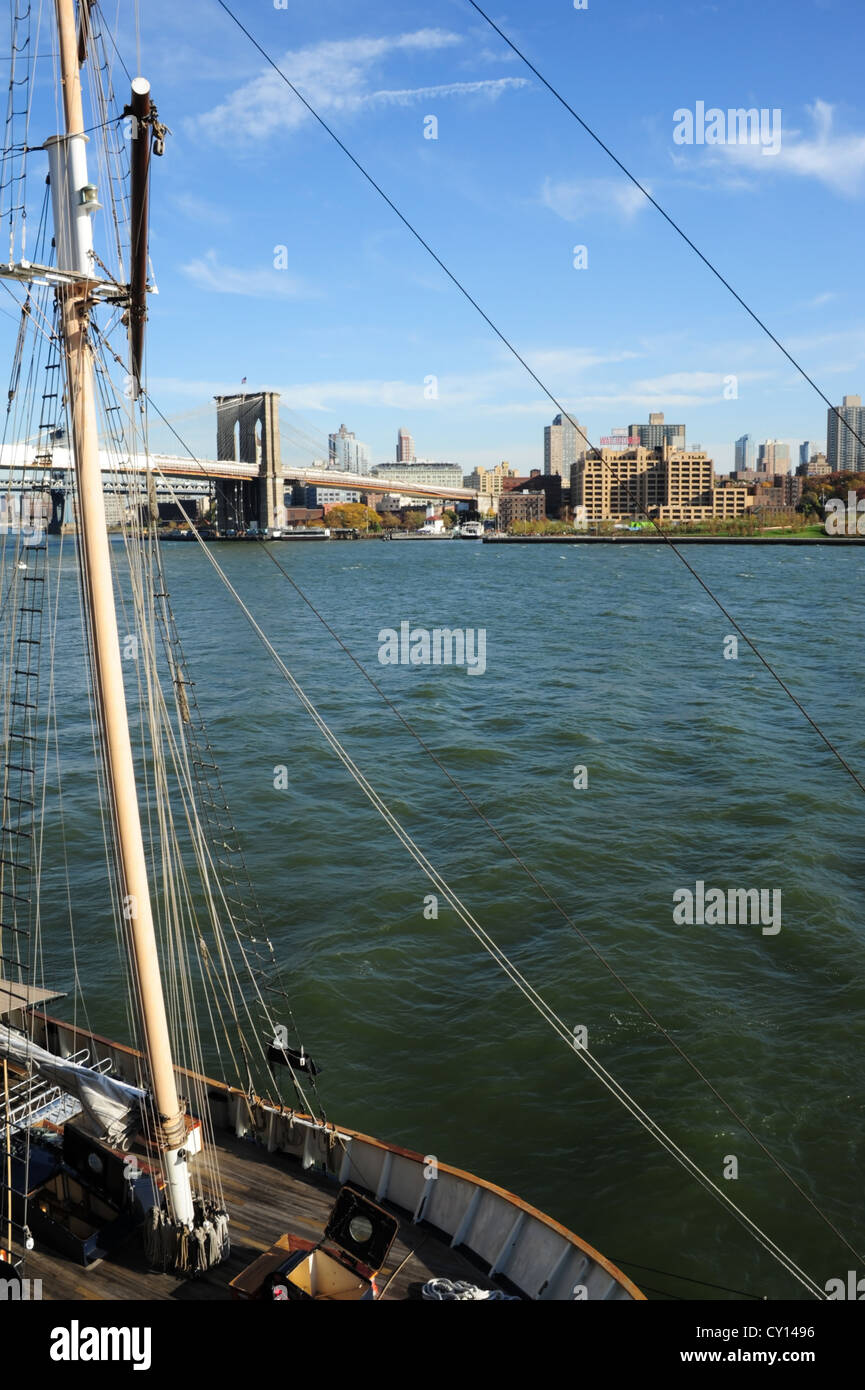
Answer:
xmin=5 ymin=0 xmax=865 ymax=472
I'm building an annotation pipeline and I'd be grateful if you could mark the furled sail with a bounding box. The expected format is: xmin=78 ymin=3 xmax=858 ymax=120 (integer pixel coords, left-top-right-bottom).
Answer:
xmin=0 ymin=1026 xmax=145 ymax=1148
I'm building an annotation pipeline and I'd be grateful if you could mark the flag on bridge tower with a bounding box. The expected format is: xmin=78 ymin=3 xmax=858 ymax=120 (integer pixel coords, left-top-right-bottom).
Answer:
xmin=241 ymin=376 xmax=247 ymax=384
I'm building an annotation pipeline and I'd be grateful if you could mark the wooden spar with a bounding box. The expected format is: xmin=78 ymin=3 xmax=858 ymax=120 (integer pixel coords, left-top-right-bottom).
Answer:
xmin=76 ymin=0 xmax=94 ymax=66
xmin=52 ymin=0 xmax=194 ymax=1226
xmin=128 ymin=77 xmax=151 ymax=397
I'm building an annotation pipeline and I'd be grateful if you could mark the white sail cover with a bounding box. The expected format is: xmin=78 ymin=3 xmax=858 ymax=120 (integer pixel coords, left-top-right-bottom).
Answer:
xmin=0 ymin=1025 xmax=145 ymax=1148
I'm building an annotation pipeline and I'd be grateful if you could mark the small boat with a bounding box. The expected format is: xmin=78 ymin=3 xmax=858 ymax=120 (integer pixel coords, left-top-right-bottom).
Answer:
xmin=274 ymin=527 xmax=331 ymax=540
xmin=455 ymin=520 xmax=485 ymax=539
xmin=414 ymin=515 xmax=453 ymax=538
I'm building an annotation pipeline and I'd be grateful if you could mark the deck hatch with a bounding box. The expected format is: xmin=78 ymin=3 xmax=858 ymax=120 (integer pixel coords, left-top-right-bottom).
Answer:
xmin=324 ymin=1185 xmax=399 ymax=1271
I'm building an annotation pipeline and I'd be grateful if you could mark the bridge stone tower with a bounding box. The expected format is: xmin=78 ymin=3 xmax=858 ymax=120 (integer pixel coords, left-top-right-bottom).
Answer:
xmin=215 ymin=391 xmax=284 ymax=534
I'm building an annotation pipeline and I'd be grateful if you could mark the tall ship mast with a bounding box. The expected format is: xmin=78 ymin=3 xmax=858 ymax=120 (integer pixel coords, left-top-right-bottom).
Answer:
xmin=49 ymin=0 xmax=194 ymax=1236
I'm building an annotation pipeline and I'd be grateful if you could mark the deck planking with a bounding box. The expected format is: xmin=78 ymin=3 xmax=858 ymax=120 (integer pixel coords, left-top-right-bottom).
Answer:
xmin=20 ymin=1128 xmax=508 ymax=1301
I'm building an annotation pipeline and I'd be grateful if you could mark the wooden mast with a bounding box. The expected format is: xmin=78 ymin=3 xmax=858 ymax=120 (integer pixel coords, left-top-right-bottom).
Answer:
xmin=128 ymin=75 xmax=151 ymax=396
xmin=52 ymin=0 xmax=194 ymax=1226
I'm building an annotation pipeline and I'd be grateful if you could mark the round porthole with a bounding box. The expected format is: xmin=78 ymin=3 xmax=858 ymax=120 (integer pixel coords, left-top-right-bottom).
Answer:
xmin=348 ymin=1215 xmax=374 ymax=1244
xmin=87 ymin=1152 xmax=104 ymax=1174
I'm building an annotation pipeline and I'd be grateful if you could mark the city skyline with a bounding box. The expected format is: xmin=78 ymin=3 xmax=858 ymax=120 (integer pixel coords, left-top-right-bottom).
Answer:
xmin=318 ymin=406 xmax=851 ymax=483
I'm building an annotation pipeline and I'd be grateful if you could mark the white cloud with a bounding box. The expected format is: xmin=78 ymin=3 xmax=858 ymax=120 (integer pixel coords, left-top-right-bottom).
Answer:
xmin=146 ymin=373 xmax=475 ymax=415
xmin=181 ymin=249 xmax=312 ymax=298
xmin=697 ymin=101 xmax=865 ymax=196
xmin=279 ymin=378 xmax=425 ymax=411
xmin=633 ymin=371 xmax=736 ymax=394
xmin=576 ymin=391 xmax=708 ymax=408
xmin=257 ymin=368 xmax=732 ymax=416
xmin=540 ymin=176 xmax=650 ymax=223
xmin=278 ymin=367 xmax=519 ymax=412
xmin=476 ymin=399 xmax=562 ymax=416
xmin=523 ymin=347 xmax=642 ymax=373
xmin=193 ymin=30 xmax=525 ymax=141
xmin=560 ymin=366 xmax=777 ymax=411
xmin=365 ymin=77 xmax=527 ymax=109
xmin=784 ymin=326 xmax=865 ymax=354
xmin=477 ymin=46 xmax=520 ymax=65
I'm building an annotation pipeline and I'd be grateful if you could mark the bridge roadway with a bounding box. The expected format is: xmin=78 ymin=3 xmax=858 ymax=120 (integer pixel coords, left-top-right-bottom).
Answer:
xmin=1 ymin=446 xmax=479 ymax=503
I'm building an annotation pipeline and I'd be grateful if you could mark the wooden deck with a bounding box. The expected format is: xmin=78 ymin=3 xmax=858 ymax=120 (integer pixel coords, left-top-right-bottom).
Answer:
xmin=21 ymin=1129 xmax=511 ymax=1301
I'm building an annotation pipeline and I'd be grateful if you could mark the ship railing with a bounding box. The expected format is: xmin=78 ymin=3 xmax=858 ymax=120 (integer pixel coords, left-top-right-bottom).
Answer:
xmin=24 ymin=1015 xmax=642 ymax=1300
xmin=229 ymin=1092 xmax=641 ymax=1301
xmin=2 ymin=1048 xmax=114 ymax=1132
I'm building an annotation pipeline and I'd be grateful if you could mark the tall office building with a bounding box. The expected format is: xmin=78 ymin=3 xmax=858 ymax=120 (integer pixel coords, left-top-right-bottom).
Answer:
xmin=797 ymin=452 xmax=829 ymax=477
xmin=734 ymin=434 xmax=755 ymax=472
xmin=757 ymin=440 xmax=791 ymax=474
xmin=544 ymin=413 xmax=588 ymax=477
xmin=628 ymin=412 xmax=686 ymax=450
xmin=571 ymin=443 xmax=712 ymax=524
xmin=328 ymin=423 xmax=370 ymax=474
xmin=799 ymin=440 xmax=819 ymax=469
xmin=466 ymin=461 xmax=516 ymax=499
xmin=827 ymin=395 xmax=865 ymax=473
xmin=397 ymin=428 xmax=415 ymax=463
xmin=544 ymin=420 xmax=562 ymax=478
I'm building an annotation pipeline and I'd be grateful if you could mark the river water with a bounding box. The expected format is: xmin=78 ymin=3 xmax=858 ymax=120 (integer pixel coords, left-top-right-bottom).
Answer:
xmin=31 ymin=535 xmax=865 ymax=1299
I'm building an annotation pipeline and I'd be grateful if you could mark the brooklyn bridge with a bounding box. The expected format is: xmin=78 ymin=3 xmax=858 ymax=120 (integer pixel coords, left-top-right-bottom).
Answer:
xmin=0 ymin=391 xmax=478 ymax=532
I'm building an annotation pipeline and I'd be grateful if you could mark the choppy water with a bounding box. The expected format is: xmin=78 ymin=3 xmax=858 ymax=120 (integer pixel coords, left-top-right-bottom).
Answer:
xmin=23 ymin=537 xmax=865 ymax=1299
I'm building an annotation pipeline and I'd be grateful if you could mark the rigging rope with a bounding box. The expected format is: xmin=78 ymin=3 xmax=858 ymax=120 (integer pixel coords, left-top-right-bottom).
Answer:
xmin=75 ymin=6 xmax=862 ymax=1270
xmin=138 ymin=466 xmax=831 ymax=1300
xmin=1 ymin=0 xmax=855 ymax=1294
xmin=88 ymin=329 xmax=323 ymax=1127
xmin=210 ymin=0 xmax=865 ymax=801
xmin=80 ymin=339 xmax=330 ymax=1121
xmin=133 ymin=383 xmax=865 ymax=1271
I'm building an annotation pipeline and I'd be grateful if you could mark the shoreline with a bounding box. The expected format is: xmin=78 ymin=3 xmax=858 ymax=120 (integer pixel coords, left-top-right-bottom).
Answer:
xmin=482 ymin=533 xmax=865 ymax=546
xmin=47 ymin=528 xmax=864 ymax=547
